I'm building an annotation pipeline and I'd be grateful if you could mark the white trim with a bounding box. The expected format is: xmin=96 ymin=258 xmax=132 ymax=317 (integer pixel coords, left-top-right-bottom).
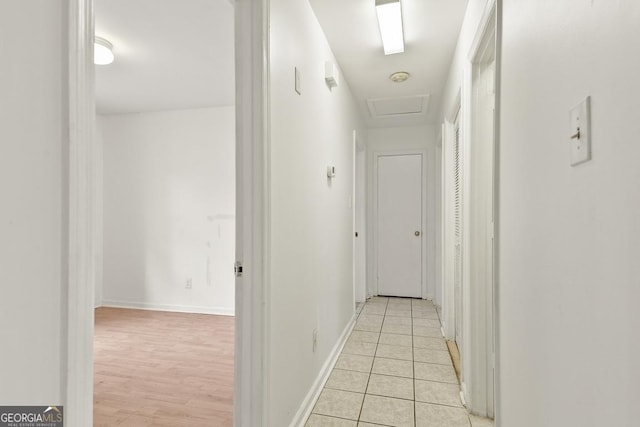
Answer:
xmin=462 ymin=0 xmax=498 ymax=418
xmin=290 ymin=313 xmax=358 ymax=427
xmin=101 ymin=301 xmax=235 ymax=316
xmin=460 ymin=384 xmax=468 ymax=407
xmin=468 ymin=0 xmax=497 ymax=61
xmin=65 ymin=1 xmax=95 ymax=425
xmin=372 ymin=149 xmax=429 ymax=299
xmin=447 ymin=92 xmax=462 ymax=124
xmin=234 ymin=0 xmax=270 ymax=425
xmin=493 ymin=2 xmax=502 ymax=424
xmin=352 ymin=131 xmax=357 ymax=308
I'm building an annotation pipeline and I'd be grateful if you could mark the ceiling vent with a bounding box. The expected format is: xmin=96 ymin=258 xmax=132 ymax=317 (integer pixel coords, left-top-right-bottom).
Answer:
xmin=367 ymin=94 xmax=430 ymax=119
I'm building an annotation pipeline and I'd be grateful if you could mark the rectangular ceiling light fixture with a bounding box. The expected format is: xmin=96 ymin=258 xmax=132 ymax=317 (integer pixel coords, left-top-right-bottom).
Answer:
xmin=375 ymin=0 xmax=405 ymax=55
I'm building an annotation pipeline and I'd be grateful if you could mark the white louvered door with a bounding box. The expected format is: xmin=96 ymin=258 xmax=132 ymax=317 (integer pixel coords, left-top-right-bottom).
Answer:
xmin=454 ymin=123 xmax=463 ymax=347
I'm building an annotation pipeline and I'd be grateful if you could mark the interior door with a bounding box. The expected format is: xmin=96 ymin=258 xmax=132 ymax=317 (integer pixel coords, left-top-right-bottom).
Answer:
xmin=377 ymin=154 xmax=423 ymax=298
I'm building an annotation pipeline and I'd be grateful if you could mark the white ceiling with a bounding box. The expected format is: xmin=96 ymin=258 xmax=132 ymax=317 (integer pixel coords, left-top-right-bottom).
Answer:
xmin=309 ymin=0 xmax=468 ymax=127
xmin=95 ymin=0 xmax=467 ymax=124
xmin=95 ymin=0 xmax=234 ymax=115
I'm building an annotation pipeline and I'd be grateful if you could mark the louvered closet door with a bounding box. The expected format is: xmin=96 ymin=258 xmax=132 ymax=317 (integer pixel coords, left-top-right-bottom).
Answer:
xmin=454 ymin=125 xmax=463 ymax=346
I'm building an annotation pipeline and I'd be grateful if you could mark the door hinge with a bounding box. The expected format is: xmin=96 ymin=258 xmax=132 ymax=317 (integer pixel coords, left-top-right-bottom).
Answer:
xmin=234 ymin=261 xmax=243 ymax=277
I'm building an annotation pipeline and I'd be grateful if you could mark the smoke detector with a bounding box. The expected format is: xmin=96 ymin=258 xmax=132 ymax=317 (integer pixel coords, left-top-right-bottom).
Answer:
xmin=390 ymin=71 xmax=410 ymax=83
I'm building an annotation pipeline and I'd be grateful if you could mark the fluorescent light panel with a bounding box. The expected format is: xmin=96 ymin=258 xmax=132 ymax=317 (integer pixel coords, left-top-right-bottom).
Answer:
xmin=375 ymin=0 xmax=404 ymax=55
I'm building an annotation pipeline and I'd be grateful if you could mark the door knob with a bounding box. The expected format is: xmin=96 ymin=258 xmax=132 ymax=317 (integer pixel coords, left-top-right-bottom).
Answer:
xmin=415 ymin=231 xmax=421 ymax=236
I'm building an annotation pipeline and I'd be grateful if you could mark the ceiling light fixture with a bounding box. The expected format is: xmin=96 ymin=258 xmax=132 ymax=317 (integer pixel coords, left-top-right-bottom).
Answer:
xmin=375 ymin=0 xmax=405 ymax=55
xmin=390 ymin=71 xmax=410 ymax=83
xmin=94 ymin=36 xmax=115 ymax=65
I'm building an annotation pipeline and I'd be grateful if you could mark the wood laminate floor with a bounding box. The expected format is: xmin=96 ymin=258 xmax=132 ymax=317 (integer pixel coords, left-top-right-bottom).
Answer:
xmin=94 ymin=307 xmax=234 ymax=426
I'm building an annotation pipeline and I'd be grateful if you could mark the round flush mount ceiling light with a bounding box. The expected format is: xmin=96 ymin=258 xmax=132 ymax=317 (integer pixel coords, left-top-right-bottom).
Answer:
xmin=390 ymin=71 xmax=410 ymax=83
xmin=94 ymin=36 xmax=115 ymax=65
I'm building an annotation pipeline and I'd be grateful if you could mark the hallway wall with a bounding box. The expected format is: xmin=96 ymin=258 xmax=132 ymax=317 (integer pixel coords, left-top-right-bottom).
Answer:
xmin=269 ymin=0 xmax=365 ymax=423
xmin=99 ymin=107 xmax=236 ymax=315
xmin=0 ymin=0 xmax=66 ymax=404
xmin=366 ymin=125 xmax=439 ymax=301
xmin=499 ymin=1 xmax=640 ymax=426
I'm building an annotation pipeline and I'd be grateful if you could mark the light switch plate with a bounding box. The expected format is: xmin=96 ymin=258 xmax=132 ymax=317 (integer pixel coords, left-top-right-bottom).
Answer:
xmin=569 ymin=96 xmax=591 ymax=166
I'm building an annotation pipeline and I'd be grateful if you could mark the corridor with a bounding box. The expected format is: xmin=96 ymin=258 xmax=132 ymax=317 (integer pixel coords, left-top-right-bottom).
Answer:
xmin=306 ymin=297 xmax=493 ymax=427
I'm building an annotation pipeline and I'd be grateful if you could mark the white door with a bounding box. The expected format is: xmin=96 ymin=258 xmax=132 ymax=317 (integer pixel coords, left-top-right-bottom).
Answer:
xmin=377 ymin=154 xmax=423 ymax=297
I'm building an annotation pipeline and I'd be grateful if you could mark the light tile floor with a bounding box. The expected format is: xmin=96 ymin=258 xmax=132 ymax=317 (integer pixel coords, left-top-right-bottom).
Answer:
xmin=306 ymin=297 xmax=494 ymax=427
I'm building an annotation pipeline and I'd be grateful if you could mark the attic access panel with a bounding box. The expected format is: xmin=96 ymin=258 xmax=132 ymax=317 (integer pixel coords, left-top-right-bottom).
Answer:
xmin=367 ymin=94 xmax=430 ymax=119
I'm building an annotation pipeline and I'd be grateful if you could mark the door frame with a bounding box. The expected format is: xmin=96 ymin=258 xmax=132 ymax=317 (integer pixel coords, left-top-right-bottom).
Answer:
xmin=65 ymin=1 xmax=96 ymax=425
xmin=372 ymin=149 xmax=429 ymax=299
xmin=234 ymin=0 xmax=269 ymax=425
xmin=354 ymin=133 xmax=367 ymax=303
xmin=65 ymin=0 xmax=269 ymax=425
xmin=461 ymin=0 xmax=499 ymax=418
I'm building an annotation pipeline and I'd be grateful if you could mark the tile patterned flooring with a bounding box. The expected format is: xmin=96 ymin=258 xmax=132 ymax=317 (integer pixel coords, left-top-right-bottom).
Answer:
xmin=306 ymin=297 xmax=494 ymax=427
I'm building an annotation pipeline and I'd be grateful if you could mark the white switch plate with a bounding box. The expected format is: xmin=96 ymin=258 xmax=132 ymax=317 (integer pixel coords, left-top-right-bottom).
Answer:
xmin=295 ymin=67 xmax=301 ymax=95
xmin=569 ymin=96 xmax=591 ymax=166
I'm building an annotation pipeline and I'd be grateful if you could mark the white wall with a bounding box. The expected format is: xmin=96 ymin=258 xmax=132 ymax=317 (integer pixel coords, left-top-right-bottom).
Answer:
xmin=269 ymin=0 xmax=365 ymax=423
xmin=366 ymin=125 xmax=439 ymax=300
xmin=101 ymin=107 xmax=235 ymax=315
xmin=0 ymin=0 xmax=65 ymax=404
xmin=499 ymin=1 xmax=640 ymax=426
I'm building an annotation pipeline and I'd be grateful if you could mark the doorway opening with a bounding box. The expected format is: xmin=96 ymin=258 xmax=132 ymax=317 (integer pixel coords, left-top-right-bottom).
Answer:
xmin=93 ymin=0 xmax=236 ymax=424
xmin=440 ymin=1 xmax=498 ymax=419
xmin=354 ymin=131 xmax=367 ymax=310
xmin=68 ymin=0 xmax=266 ymax=424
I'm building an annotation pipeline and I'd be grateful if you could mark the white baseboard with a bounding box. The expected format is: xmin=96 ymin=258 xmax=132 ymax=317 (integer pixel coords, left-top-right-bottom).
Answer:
xmin=460 ymin=381 xmax=468 ymax=407
xmin=100 ymin=300 xmax=235 ymax=316
xmin=289 ymin=313 xmax=358 ymax=427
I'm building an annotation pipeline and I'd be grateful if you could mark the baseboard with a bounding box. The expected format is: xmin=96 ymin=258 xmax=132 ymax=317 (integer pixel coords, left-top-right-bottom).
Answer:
xmin=289 ymin=312 xmax=358 ymax=427
xmin=100 ymin=300 xmax=235 ymax=316
xmin=460 ymin=381 xmax=468 ymax=407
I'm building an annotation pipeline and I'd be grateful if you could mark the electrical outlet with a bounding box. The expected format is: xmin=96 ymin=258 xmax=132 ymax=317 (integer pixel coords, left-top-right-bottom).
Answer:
xmin=312 ymin=329 xmax=318 ymax=353
xmin=185 ymin=278 xmax=192 ymax=289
